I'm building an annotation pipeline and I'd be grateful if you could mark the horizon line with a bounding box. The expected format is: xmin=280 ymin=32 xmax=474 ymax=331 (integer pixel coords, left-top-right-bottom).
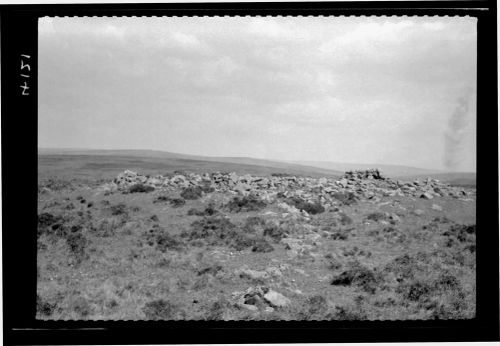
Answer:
xmin=37 ymin=146 xmax=476 ymax=174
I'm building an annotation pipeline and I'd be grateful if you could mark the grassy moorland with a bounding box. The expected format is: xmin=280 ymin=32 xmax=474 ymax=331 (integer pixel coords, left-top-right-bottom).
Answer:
xmin=37 ymin=154 xmax=476 ymax=320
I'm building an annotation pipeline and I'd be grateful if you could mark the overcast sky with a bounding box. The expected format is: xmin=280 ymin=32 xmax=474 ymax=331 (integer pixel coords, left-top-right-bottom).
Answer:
xmin=38 ymin=16 xmax=477 ymax=172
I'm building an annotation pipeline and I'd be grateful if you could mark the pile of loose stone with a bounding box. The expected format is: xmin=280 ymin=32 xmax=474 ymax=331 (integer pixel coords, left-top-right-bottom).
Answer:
xmin=101 ymin=169 xmax=474 ymax=206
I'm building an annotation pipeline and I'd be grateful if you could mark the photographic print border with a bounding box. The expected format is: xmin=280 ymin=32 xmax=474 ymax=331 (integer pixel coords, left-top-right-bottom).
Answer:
xmin=1 ymin=1 xmax=498 ymax=344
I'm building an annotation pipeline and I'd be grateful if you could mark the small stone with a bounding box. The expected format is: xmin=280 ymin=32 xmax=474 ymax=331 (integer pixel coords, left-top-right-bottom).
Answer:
xmin=420 ymin=192 xmax=434 ymax=200
xmin=265 ymin=267 xmax=282 ymax=277
xmin=431 ymin=204 xmax=443 ymax=211
xmin=238 ymin=269 xmax=269 ymax=281
xmin=263 ymin=290 xmax=291 ymax=308
xmin=414 ymin=209 xmax=425 ymax=216
xmin=241 ymin=303 xmax=258 ymax=311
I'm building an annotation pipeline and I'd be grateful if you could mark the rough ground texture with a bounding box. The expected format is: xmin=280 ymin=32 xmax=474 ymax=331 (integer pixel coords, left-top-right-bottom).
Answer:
xmin=37 ymin=169 xmax=476 ymax=320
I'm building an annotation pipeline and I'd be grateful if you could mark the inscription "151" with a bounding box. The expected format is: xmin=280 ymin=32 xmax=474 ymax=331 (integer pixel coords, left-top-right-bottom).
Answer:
xmin=20 ymin=54 xmax=31 ymax=96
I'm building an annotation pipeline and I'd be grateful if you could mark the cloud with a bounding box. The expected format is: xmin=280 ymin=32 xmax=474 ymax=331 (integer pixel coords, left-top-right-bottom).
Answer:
xmin=38 ymin=16 xmax=477 ymax=171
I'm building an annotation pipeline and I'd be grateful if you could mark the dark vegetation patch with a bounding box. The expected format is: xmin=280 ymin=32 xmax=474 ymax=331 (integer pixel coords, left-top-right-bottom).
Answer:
xmin=263 ymin=223 xmax=288 ymax=242
xmin=341 ymin=246 xmax=372 ymax=258
xmin=142 ymin=299 xmax=184 ymax=320
xmin=396 ymin=281 xmax=433 ymax=302
xmin=182 ymin=216 xmax=273 ymax=252
xmin=36 ymin=294 xmax=58 ymax=317
xmin=153 ymin=195 xmax=186 ymax=208
xmin=39 ymin=179 xmax=74 ymax=192
xmin=197 ymin=264 xmax=223 ymax=276
xmin=369 ymin=227 xmax=406 ymax=243
xmin=70 ymin=296 xmax=93 ymax=318
xmin=169 ymin=198 xmax=186 ymax=208
xmin=180 ymin=186 xmax=204 ymax=200
xmin=332 ymin=192 xmax=358 ymax=205
xmin=242 ymin=216 xmax=267 ymax=233
xmin=333 ymin=305 xmax=367 ymax=320
xmin=327 ymin=228 xmax=354 ymax=241
xmin=144 ymin=225 xmax=184 ymax=252
xmin=128 ymin=183 xmax=155 ymax=193
xmin=295 ymin=294 xmax=329 ymax=320
xmin=250 ymin=238 xmax=274 ymax=253
xmin=339 ymin=213 xmax=353 ymax=226
xmin=187 ymin=204 xmax=219 ymax=216
xmin=226 ymin=195 xmax=267 ymax=213
xmin=66 ymin=230 xmax=89 ymax=264
xmin=443 ymin=224 xmax=475 ymax=243
xmin=366 ymin=212 xmax=387 ymax=222
xmin=285 ymin=197 xmax=325 ymax=215
xmin=271 ymin=173 xmax=291 ymax=177
xmin=204 ymin=298 xmax=230 ymax=320
xmin=153 ymin=195 xmax=170 ymax=204
xmin=331 ymin=263 xmax=381 ymax=293
xmin=38 ymin=212 xmax=64 ymax=236
xmin=109 ymin=204 xmax=127 ymax=216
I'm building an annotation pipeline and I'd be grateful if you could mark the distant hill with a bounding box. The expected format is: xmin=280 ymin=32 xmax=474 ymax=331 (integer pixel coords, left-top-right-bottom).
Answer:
xmin=37 ymin=148 xmax=344 ymax=181
xmin=281 ymin=160 xmax=446 ymax=178
xmin=281 ymin=160 xmax=475 ymax=186
xmin=394 ymin=172 xmax=476 ymax=187
xmin=38 ymin=148 xmax=475 ymax=186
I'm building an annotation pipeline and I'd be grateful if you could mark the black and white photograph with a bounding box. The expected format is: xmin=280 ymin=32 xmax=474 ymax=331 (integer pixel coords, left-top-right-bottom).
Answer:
xmin=36 ymin=15 xmax=478 ymax=321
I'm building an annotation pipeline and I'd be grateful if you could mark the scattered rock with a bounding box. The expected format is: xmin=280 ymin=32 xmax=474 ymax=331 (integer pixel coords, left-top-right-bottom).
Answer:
xmin=263 ymin=290 xmax=291 ymax=308
xmin=413 ymin=209 xmax=425 ymax=216
xmin=420 ymin=192 xmax=434 ymax=200
xmin=431 ymin=204 xmax=443 ymax=211
xmin=238 ymin=269 xmax=270 ymax=281
xmin=104 ymin=169 xmax=474 ymax=210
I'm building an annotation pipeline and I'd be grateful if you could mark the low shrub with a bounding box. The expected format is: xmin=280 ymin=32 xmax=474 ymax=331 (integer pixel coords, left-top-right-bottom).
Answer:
xmin=183 ymin=216 xmax=270 ymax=252
xmin=156 ymin=233 xmax=184 ymax=252
xmin=331 ymin=263 xmax=381 ymax=294
xmin=70 ymin=296 xmax=93 ymax=318
xmin=250 ymin=238 xmax=274 ymax=253
xmin=263 ymin=223 xmax=287 ymax=242
xmin=180 ymin=186 xmax=204 ymax=200
xmin=286 ymin=197 xmax=325 ymax=215
xmin=243 ymin=216 xmax=267 ymax=232
xmin=128 ymin=183 xmax=155 ymax=193
xmin=329 ymin=230 xmax=349 ymax=241
xmin=366 ymin=212 xmax=387 ymax=222
xmin=184 ymin=216 xmax=236 ymax=240
xmin=142 ymin=299 xmax=182 ymax=320
xmin=434 ymin=273 xmax=461 ymax=292
xmin=271 ymin=173 xmax=291 ymax=177
xmin=205 ymin=298 xmax=230 ymax=320
xmin=153 ymin=195 xmax=185 ymax=207
xmin=153 ymin=195 xmax=170 ymax=203
xmin=93 ymin=218 xmax=118 ymax=237
xmin=37 ymin=212 xmax=64 ymax=236
xmin=110 ymin=203 xmax=128 ymax=216
xmin=66 ymin=232 xmax=88 ymax=263
xmin=396 ymin=281 xmax=433 ymax=302
xmin=296 ymin=294 xmax=329 ymax=320
xmin=36 ymin=294 xmax=57 ymax=317
xmin=169 ymin=198 xmax=186 ymax=208
xmin=443 ymin=224 xmax=476 ymax=243
xmin=197 ymin=264 xmax=223 ymax=276
xmin=333 ymin=305 xmax=367 ymax=320
xmin=226 ymin=195 xmax=267 ymax=213
xmin=339 ymin=213 xmax=353 ymax=225
xmin=41 ymin=179 xmax=74 ymax=191
xmin=187 ymin=204 xmax=218 ymax=216
xmin=144 ymin=225 xmax=184 ymax=252
xmin=332 ymin=192 xmax=358 ymax=205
